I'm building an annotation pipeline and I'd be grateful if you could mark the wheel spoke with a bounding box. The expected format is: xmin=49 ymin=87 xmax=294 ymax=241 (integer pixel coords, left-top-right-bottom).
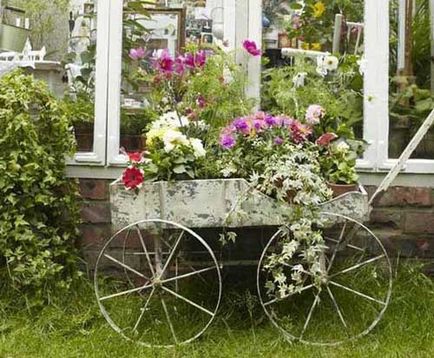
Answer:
xmin=264 ymin=283 xmax=315 ymax=307
xmin=326 ymin=286 xmax=348 ymax=329
xmin=161 ymin=286 xmax=214 ymax=316
xmin=327 ymin=221 xmax=348 ymax=272
xmin=135 ymin=225 xmax=155 ymax=277
xmin=300 ymin=292 xmax=320 ymax=340
xmin=99 ymin=283 xmax=154 ymax=301
xmin=324 ymin=236 xmax=364 ymax=252
xmin=329 ymin=281 xmax=386 ymax=305
xmin=132 ymin=287 xmax=155 ymax=332
xmin=329 ymin=255 xmax=386 ymax=279
xmin=104 ymin=254 xmax=149 ymax=280
xmin=161 ymin=298 xmax=178 ymax=345
xmin=160 ymin=231 xmax=184 ymax=278
xmin=160 ymin=266 xmax=217 ymax=285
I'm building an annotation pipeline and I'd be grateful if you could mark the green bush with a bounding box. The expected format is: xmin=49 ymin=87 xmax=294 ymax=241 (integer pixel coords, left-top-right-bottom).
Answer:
xmin=0 ymin=70 xmax=80 ymax=302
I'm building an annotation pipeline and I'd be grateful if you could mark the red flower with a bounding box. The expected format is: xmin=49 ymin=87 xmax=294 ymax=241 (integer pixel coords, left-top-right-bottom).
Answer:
xmin=127 ymin=152 xmax=143 ymax=163
xmin=316 ymin=133 xmax=338 ymax=147
xmin=122 ymin=167 xmax=144 ymax=190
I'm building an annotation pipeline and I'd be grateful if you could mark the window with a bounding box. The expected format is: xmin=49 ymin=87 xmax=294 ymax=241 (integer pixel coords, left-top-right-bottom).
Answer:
xmin=12 ymin=0 xmax=431 ymax=175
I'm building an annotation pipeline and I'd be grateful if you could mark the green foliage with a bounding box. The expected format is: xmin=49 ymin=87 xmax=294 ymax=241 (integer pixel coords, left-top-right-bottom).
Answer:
xmin=0 ymin=70 xmax=80 ymax=302
xmin=262 ymin=55 xmax=363 ymax=140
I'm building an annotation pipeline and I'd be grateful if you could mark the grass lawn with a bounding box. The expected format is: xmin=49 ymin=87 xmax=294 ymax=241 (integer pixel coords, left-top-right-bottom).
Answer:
xmin=0 ymin=264 xmax=433 ymax=358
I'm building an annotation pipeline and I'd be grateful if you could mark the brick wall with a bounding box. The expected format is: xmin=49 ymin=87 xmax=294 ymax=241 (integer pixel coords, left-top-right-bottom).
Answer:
xmin=77 ymin=179 xmax=434 ymax=274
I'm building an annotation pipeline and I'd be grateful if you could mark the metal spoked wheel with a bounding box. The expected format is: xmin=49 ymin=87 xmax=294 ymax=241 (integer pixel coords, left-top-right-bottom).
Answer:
xmin=257 ymin=212 xmax=392 ymax=346
xmin=94 ymin=219 xmax=222 ymax=348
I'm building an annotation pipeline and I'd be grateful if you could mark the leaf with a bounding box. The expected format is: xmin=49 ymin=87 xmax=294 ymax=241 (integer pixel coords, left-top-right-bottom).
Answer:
xmin=173 ymin=165 xmax=187 ymax=174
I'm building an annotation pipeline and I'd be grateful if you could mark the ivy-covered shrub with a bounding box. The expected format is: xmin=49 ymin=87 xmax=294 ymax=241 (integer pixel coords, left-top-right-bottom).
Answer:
xmin=0 ymin=70 xmax=80 ymax=301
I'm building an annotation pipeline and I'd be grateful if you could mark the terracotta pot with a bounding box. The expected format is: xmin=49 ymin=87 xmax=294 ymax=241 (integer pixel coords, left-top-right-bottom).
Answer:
xmin=327 ymin=182 xmax=359 ymax=198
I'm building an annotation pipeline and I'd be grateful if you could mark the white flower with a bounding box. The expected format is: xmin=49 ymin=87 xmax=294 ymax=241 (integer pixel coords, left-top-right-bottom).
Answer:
xmin=190 ymin=138 xmax=206 ymax=158
xmin=151 ymin=111 xmax=189 ymax=130
xmin=336 ymin=141 xmax=350 ymax=153
xmin=292 ymin=72 xmax=307 ymax=88
xmin=316 ymin=55 xmax=338 ymax=76
xmin=323 ymin=55 xmax=339 ymax=71
xmin=162 ymin=129 xmax=189 ymax=152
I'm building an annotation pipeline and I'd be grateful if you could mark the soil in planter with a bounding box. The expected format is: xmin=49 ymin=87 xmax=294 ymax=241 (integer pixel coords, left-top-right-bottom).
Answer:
xmin=327 ymin=183 xmax=358 ymax=198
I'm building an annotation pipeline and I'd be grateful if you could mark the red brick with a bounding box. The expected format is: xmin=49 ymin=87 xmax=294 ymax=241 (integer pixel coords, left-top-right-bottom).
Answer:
xmin=369 ymin=209 xmax=402 ymax=229
xmin=370 ymin=186 xmax=432 ymax=207
xmin=81 ymin=202 xmax=111 ymax=224
xmin=404 ymin=211 xmax=434 ymax=234
xmin=79 ymin=179 xmax=109 ymax=200
xmin=78 ymin=224 xmax=112 ymax=248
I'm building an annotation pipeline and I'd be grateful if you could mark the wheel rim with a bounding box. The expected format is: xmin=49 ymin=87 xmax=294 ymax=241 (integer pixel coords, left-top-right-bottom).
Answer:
xmin=257 ymin=212 xmax=392 ymax=346
xmin=94 ymin=219 xmax=222 ymax=348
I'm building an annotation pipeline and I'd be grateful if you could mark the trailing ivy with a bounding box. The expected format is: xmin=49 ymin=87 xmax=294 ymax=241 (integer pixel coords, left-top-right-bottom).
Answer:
xmin=0 ymin=70 xmax=80 ymax=302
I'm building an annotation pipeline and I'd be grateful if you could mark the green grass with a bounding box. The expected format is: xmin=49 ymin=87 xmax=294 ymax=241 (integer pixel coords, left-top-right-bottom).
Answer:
xmin=0 ymin=264 xmax=433 ymax=358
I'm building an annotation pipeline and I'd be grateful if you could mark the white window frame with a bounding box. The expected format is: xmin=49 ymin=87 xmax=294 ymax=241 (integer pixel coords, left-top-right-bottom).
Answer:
xmin=67 ymin=0 xmax=110 ymax=166
xmin=68 ymin=0 xmax=434 ymax=175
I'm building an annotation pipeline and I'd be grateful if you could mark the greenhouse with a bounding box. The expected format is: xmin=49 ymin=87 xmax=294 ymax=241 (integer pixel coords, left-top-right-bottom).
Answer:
xmin=0 ymin=0 xmax=433 ymax=356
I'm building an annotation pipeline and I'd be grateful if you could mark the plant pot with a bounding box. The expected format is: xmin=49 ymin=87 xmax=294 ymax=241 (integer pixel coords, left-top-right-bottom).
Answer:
xmin=0 ymin=23 xmax=30 ymax=52
xmin=327 ymin=182 xmax=358 ymax=198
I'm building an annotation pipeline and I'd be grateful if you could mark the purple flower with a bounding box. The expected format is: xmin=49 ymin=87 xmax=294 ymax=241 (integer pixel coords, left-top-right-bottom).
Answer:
xmin=253 ymin=119 xmax=266 ymax=132
xmin=291 ymin=14 xmax=303 ymax=30
xmin=153 ymin=49 xmax=174 ymax=74
xmin=265 ymin=114 xmax=278 ymax=127
xmin=274 ymin=137 xmax=284 ymax=145
xmin=242 ymin=39 xmax=262 ymax=57
xmin=129 ymin=47 xmax=146 ymax=60
xmin=219 ymin=133 xmax=236 ymax=149
xmin=196 ymin=95 xmax=206 ymax=108
xmin=184 ymin=50 xmax=207 ymax=69
xmin=233 ymin=118 xmax=251 ymax=135
xmin=305 ymin=104 xmax=325 ymax=125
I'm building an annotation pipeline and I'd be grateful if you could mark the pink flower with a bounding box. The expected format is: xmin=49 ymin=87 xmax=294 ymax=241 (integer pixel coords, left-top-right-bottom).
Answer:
xmin=316 ymin=133 xmax=338 ymax=146
xmin=122 ymin=167 xmax=144 ymax=190
xmin=291 ymin=14 xmax=303 ymax=30
xmin=153 ymin=49 xmax=175 ymax=74
xmin=129 ymin=47 xmax=146 ymax=60
xmin=305 ymin=104 xmax=325 ymax=125
xmin=127 ymin=152 xmax=144 ymax=163
xmin=274 ymin=137 xmax=284 ymax=145
xmin=242 ymin=39 xmax=262 ymax=57
xmin=174 ymin=56 xmax=186 ymax=75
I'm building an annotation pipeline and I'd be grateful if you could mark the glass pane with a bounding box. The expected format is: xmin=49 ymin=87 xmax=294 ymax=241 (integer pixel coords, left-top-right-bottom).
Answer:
xmin=261 ymin=0 xmax=365 ymax=144
xmin=120 ymin=0 xmax=221 ymax=152
xmin=0 ymin=0 xmax=99 ymax=153
xmin=389 ymin=0 xmax=434 ymax=159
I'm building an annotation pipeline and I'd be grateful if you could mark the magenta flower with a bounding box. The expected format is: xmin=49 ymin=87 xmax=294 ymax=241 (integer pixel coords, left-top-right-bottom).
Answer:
xmin=153 ymin=49 xmax=175 ymax=74
xmin=129 ymin=47 xmax=146 ymax=61
xmin=242 ymin=39 xmax=262 ymax=57
xmin=184 ymin=50 xmax=207 ymax=69
xmin=219 ymin=133 xmax=236 ymax=149
xmin=305 ymin=104 xmax=325 ymax=125
xmin=174 ymin=56 xmax=186 ymax=75
xmin=265 ymin=114 xmax=278 ymax=127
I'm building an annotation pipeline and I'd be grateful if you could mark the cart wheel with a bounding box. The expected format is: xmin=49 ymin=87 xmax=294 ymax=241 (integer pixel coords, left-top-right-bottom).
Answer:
xmin=257 ymin=212 xmax=392 ymax=346
xmin=94 ymin=219 xmax=222 ymax=348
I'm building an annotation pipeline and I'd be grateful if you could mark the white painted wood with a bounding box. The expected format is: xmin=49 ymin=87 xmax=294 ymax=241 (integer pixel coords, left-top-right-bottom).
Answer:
xmin=106 ymin=0 xmax=125 ymax=166
xmin=246 ymin=0 xmax=262 ymax=102
xmin=68 ymin=0 xmax=110 ymax=165
xmin=332 ymin=14 xmax=343 ymax=53
xmin=397 ymin=0 xmax=406 ymax=71
xmin=363 ymin=0 xmax=390 ymax=169
xmin=223 ymin=0 xmax=236 ymax=50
